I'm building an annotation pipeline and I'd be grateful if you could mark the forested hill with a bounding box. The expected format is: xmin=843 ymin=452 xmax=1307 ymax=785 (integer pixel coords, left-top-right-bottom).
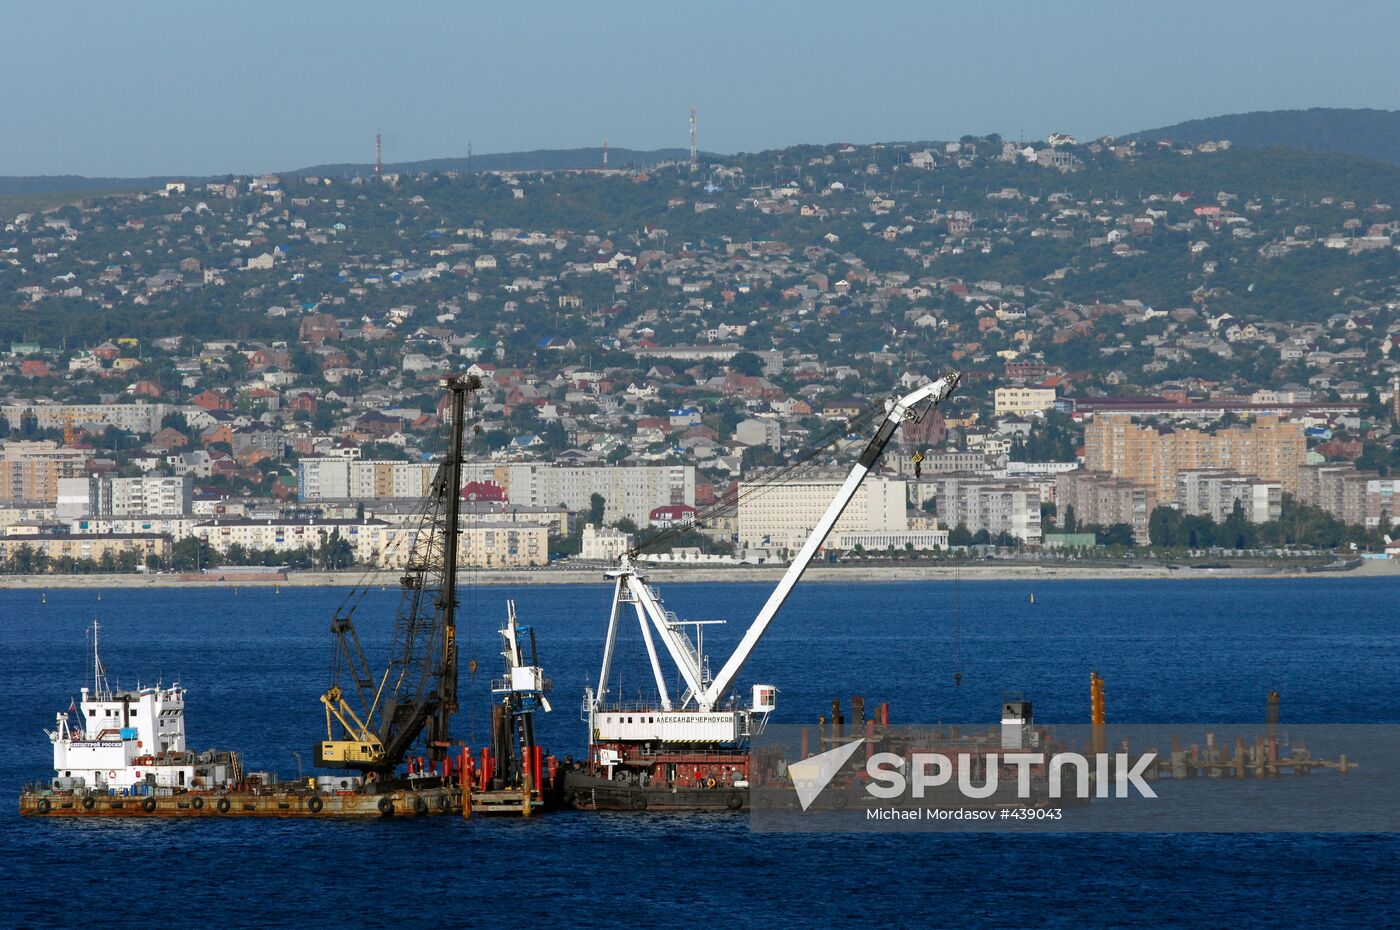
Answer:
xmin=1127 ymin=108 xmax=1400 ymax=166
xmin=298 ymin=147 xmax=691 ymax=177
xmin=0 ymin=148 xmax=693 ymax=199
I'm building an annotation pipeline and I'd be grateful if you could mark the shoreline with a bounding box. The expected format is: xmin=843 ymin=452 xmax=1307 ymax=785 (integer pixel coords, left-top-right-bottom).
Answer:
xmin=2 ymin=558 xmax=1395 ymax=589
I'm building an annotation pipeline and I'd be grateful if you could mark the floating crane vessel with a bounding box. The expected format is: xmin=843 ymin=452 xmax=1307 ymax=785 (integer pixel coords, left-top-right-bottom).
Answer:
xmin=564 ymin=373 xmax=961 ymax=811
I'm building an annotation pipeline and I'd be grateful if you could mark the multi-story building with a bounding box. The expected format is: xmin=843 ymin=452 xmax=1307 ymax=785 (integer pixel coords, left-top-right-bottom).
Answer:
xmin=1297 ymin=464 xmax=1386 ymax=528
xmin=194 ymin=517 xmax=391 ymax=564
xmin=1055 ymin=469 xmax=1155 ymax=543
xmin=71 ymin=514 xmax=203 ymax=539
xmin=491 ymin=463 xmax=695 ymax=526
xmin=298 ymin=459 xmax=437 ymax=501
xmin=379 ymin=522 xmax=549 ymax=569
xmin=297 ymin=460 xmax=695 ymax=527
xmin=737 ymin=475 xmax=908 ymax=550
xmin=0 ymin=441 xmax=88 ymax=502
xmin=0 ymin=402 xmax=181 ymax=435
xmin=194 ymin=516 xmax=551 ymax=568
xmin=580 ymin=523 xmax=632 ymax=561
xmin=993 ymin=387 xmax=1057 ymax=417
xmin=896 ymin=451 xmax=1007 ymax=481
xmin=1084 ymin=415 xmax=1306 ymax=498
xmin=0 ymin=532 xmax=170 ymax=566
xmin=109 ymin=475 xmax=193 ymax=516
xmin=734 ymin=418 xmax=782 ymax=453
xmin=930 ymin=473 xmax=1043 ymax=545
xmin=831 ymin=528 xmax=950 ymax=551
xmin=55 ymin=474 xmax=193 ymax=519
xmin=1176 ymin=469 xmax=1281 ymax=524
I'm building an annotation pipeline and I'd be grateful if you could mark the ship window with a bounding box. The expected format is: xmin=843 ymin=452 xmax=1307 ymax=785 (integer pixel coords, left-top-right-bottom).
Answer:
xmin=88 ymin=709 xmax=96 ymax=717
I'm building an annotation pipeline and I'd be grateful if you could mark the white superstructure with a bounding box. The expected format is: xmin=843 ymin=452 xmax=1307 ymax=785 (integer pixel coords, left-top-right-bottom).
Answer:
xmin=45 ymin=622 xmax=229 ymax=792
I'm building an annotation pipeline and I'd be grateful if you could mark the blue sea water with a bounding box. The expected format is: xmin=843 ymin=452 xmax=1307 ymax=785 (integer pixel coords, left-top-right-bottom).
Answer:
xmin=2 ymin=576 xmax=1398 ymax=929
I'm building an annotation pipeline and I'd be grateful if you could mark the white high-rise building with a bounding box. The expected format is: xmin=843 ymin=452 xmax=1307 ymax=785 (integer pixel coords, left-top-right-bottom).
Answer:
xmin=737 ymin=475 xmax=908 ymax=550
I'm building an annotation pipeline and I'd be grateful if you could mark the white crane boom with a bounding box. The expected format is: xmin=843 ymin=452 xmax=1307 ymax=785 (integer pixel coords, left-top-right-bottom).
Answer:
xmin=698 ymin=372 xmax=960 ymax=709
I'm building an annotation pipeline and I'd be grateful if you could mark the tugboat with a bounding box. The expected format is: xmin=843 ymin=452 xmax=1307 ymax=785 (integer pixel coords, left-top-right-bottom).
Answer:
xmin=563 ymin=373 xmax=960 ymax=811
xmin=20 ymin=619 xmax=248 ymax=816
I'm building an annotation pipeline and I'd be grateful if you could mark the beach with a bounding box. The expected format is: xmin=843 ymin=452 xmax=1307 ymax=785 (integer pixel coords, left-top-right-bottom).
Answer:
xmin=3 ymin=557 xmax=1394 ymax=589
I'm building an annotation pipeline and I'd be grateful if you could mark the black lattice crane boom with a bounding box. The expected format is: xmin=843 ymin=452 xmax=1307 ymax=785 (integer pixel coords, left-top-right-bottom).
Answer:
xmin=315 ymin=374 xmax=479 ymax=777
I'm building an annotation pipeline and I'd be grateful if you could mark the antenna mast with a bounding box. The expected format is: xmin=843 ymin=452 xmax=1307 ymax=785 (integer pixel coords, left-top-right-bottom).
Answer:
xmin=91 ymin=619 xmax=110 ymax=699
xmin=375 ymin=132 xmax=383 ymax=178
xmin=689 ymin=108 xmax=698 ymax=172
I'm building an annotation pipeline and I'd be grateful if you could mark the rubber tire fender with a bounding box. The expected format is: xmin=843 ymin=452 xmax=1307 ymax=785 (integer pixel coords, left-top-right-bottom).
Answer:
xmin=142 ymin=796 xmax=157 ymax=813
xmin=377 ymin=796 xmax=394 ymax=817
xmin=191 ymin=796 xmax=203 ymax=811
xmin=726 ymin=793 xmax=744 ymax=811
xmin=82 ymin=795 xmax=96 ymax=811
xmin=629 ymin=793 xmax=647 ymax=811
xmin=307 ymin=795 xmax=324 ymax=814
xmin=216 ymin=797 xmax=231 ymax=814
xmin=36 ymin=798 xmax=51 ymax=814
xmin=413 ymin=797 xmax=429 ymax=816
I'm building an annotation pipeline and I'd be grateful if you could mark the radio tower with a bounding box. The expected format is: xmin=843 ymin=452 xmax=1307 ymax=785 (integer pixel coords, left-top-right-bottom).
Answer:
xmin=603 ymin=139 xmax=609 ymax=169
xmin=374 ymin=132 xmax=383 ymax=178
xmin=689 ymin=108 xmax=698 ymax=172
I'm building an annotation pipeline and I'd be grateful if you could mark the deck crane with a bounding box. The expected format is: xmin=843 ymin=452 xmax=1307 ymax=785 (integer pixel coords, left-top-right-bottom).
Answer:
xmin=314 ymin=374 xmax=479 ymax=778
xmin=585 ymin=371 xmax=961 ymax=725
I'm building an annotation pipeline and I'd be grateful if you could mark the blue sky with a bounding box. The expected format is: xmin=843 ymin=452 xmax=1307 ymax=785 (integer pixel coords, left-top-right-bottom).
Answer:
xmin=3 ymin=0 xmax=1397 ymax=177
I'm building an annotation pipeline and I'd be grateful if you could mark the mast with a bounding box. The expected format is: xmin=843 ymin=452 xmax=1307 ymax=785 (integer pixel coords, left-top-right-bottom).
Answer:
xmin=91 ymin=619 xmax=110 ymax=699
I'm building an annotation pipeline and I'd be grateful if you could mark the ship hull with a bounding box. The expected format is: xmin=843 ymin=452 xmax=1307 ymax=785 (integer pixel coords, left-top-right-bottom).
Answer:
xmin=20 ymin=784 xmax=465 ymax=818
xmin=562 ymin=770 xmax=748 ymax=812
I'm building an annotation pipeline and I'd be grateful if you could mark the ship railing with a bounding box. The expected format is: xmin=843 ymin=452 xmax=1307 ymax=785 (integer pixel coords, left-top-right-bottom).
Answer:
xmin=593 ymin=700 xmax=694 ymax=713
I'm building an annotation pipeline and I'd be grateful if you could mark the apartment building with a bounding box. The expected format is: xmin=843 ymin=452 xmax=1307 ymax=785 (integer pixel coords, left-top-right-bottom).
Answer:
xmin=297 ymin=458 xmax=437 ymax=501
xmin=1055 ymin=469 xmax=1155 ymax=543
xmin=1176 ymin=469 xmax=1282 ymax=524
xmin=56 ymin=474 xmax=193 ymax=519
xmin=1296 ymin=464 xmax=1392 ymax=528
xmin=993 ymin=387 xmax=1057 ymax=417
xmin=379 ymin=521 xmax=549 ymax=569
xmin=0 ymin=402 xmax=179 ymax=435
xmin=297 ymin=460 xmax=695 ymax=527
xmin=930 ymin=472 xmax=1043 ymax=545
xmin=1084 ymin=414 xmax=1306 ymax=498
xmin=492 ymin=463 xmax=695 ymax=525
xmin=195 ymin=517 xmax=390 ymax=563
xmin=194 ymin=515 xmax=551 ymax=568
xmin=734 ymin=418 xmax=782 ymax=453
xmin=0 ymin=441 xmax=88 ymax=502
xmin=737 ymin=475 xmax=907 ymax=550
xmin=0 ymin=532 xmax=170 ymax=565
